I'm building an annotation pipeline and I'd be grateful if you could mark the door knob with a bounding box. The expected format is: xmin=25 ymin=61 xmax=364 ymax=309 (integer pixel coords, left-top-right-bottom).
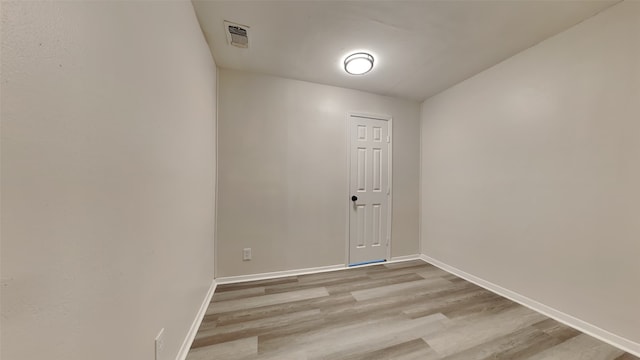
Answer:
xmin=351 ymin=195 xmax=358 ymax=202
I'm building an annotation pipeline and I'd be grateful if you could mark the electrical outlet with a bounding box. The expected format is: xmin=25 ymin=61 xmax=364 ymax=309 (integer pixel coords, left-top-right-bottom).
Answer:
xmin=155 ymin=328 xmax=165 ymax=360
xmin=243 ymin=247 xmax=252 ymax=261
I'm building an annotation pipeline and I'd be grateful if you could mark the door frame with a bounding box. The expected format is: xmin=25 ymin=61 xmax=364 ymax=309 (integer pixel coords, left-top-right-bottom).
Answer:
xmin=345 ymin=112 xmax=393 ymax=266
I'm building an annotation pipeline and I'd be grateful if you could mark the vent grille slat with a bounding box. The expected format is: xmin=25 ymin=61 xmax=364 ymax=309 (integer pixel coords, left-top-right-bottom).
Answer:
xmin=224 ymin=21 xmax=249 ymax=49
xmin=228 ymin=26 xmax=247 ymax=37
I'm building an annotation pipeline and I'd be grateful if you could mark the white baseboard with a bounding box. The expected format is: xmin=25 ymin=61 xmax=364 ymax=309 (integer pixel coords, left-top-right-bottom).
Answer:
xmin=176 ymin=279 xmax=217 ymax=360
xmin=215 ymin=264 xmax=347 ymax=285
xmin=419 ymin=254 xmax=640 ymax=357
xmin=216 ymin=256 xmax=423 ymax=285
xmin=389 ymin=254 xmax=421 ymax=262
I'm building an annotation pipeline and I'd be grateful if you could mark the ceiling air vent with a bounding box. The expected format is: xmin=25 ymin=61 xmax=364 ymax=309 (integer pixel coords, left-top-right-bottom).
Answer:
xmin=224 ymin=21 xmax=249 ymax=48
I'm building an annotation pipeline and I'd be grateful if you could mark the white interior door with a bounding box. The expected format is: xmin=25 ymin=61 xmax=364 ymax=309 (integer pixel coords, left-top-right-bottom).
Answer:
xmin=349 ymin=114 xmax=390 ymax=265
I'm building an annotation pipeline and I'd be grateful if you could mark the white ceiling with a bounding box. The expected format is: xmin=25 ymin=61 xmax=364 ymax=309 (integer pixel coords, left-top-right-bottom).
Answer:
xmin=192 ymin=1 xmax=617 ymax=101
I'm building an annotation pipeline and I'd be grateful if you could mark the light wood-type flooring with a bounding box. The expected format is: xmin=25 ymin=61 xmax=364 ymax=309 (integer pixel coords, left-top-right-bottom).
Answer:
xmin=187 ymin=260 xmax=638 ymax=360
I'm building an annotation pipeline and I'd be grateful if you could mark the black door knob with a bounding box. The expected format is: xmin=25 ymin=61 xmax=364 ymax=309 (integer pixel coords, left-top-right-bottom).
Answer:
xmin=351 ymin=195 xmax=358 ymax=202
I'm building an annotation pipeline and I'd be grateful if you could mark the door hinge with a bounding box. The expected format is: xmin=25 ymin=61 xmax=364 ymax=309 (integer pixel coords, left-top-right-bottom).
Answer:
xmin=386 ymin=136 xmax=390 ymax=143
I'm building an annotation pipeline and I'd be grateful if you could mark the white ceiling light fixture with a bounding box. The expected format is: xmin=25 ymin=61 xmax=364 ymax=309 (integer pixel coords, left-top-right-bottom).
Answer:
xmin=344 ymin=52 xmax=374 ymax=75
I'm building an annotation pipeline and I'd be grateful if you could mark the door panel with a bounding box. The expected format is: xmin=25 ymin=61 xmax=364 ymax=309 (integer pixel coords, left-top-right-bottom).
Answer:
xmin=349 ymin=115 xmax=390 ymax=265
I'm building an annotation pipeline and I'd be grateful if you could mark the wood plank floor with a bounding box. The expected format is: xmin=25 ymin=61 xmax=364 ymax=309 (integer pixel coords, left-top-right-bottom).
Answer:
xmin=187 ymin=260 xmax=638 ymax=360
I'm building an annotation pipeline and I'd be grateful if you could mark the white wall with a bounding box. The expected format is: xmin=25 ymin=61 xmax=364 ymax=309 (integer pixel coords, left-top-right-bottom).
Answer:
xmin=421 ymin=0 xmax=639 ymax=347
xmin=1 ymin=2 xmax=216 ymax=359
xmin=217 ymin=69 xmax=420 ymax=277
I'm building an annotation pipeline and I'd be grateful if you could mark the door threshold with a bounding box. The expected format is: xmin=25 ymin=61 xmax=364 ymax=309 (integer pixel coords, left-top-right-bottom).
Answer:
xmin=348 ymin=259 xmax=386 ymax=267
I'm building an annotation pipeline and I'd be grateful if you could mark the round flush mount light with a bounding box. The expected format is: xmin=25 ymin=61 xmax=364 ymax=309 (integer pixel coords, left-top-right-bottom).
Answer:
xmin=344 ymin=52 xmax=374 ymax=75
